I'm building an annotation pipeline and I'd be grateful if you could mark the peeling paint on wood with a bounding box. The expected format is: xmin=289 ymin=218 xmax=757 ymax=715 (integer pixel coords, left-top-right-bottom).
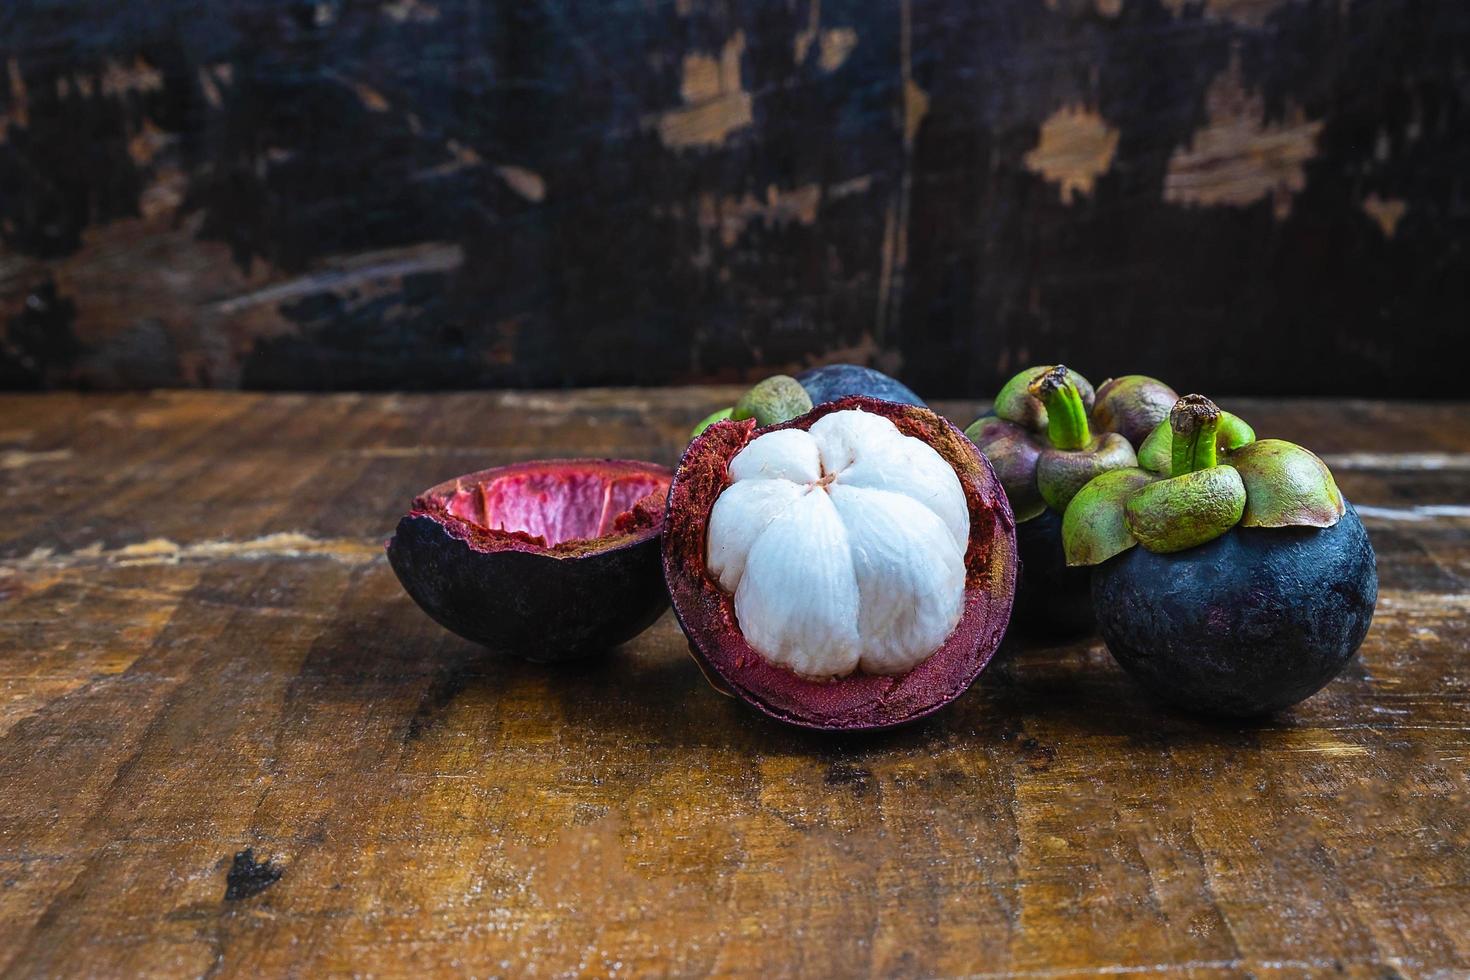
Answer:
xmin=1024 ymin=106 xmax=1120 ymax=204
xmin=0 ymin=0 xmax=1465 ymax=396
xmin=1163 ymin=53 xmax=1324 ymax=220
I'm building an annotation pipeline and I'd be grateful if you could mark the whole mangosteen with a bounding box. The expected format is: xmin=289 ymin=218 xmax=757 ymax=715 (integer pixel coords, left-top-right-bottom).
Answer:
xmin=793 ymin=363 xmax=926 ymax=408
xmin=690 ymin=365 xmax=924 ymax=439
xmin=965 ymin=365 xmax=1135 ymax=637
xmin=663 ymin=396 xmax=1017 ymax=731
xmin=387 ymin=459 xmax=672 ymax=661
xmin=1064 ymin=395 xmax=1378 ymax=716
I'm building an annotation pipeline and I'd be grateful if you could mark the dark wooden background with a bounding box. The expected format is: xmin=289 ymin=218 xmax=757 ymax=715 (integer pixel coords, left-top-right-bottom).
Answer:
xmin=1 ymin=0 xmax=1466 ymax=396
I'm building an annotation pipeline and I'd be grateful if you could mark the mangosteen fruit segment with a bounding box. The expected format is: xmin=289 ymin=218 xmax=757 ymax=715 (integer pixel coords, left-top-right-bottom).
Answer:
xmin=794 ymin=363 xmax=926 ymax=408
xmin=1093 ymin=505 xmax=1377 ymax=716
xmin=387 ymin=459 xmax=672 ymax=661
xmin=663 ymin=397 xmax=1017 ymax=731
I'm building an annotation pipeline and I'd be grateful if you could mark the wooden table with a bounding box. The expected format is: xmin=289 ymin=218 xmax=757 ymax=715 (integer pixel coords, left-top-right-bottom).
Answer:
xmin=1 ymin=389 xmax=1466 ymax=978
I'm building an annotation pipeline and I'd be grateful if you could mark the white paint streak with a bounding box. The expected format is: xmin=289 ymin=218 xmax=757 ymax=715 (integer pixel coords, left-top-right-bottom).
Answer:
xmin=496 ymin=165 xmax=546 ymax=203
xmin=206 ymin=243 xmax=463 ymax=314
xmin=0 ymin=449 xmax=72 ymax=470
xmin=1355 ymin=504 xmax=1470 ymax=523
xmin=10 ymin=533 xmax=382 ymax=571
xmin=1322 ymin=452 xmax=1470 ymax=471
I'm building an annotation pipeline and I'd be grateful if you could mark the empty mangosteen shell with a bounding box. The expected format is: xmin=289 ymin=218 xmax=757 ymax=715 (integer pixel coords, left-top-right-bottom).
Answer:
xmin=387 ymin=459 xmax=672 ymax=662
xmin=662 ymin=396 xmax=1018 ymax=731
xmin=1093 ymin=503 xmax=1377 ymax=716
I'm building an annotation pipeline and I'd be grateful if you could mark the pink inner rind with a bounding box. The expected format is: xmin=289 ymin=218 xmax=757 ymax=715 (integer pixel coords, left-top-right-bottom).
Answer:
xmin=415 ymin=459 xmax=671 ymax=556
xmin=663 ymin=397 xmax=1019 ymax=731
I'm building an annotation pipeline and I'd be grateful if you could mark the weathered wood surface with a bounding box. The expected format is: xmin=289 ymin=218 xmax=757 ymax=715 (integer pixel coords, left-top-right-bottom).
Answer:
xmin=0 ymin=388 xmax=1467 ymax=977
xmin=2 ymin=0 xmax=1468 ymax=395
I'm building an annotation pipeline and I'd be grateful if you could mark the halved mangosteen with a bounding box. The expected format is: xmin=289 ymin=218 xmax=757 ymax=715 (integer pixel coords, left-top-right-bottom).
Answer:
xmin=663 ymin=396 xmax=1018 ymax=731
xmin=387 ymin=459 xmax=672 ymax=661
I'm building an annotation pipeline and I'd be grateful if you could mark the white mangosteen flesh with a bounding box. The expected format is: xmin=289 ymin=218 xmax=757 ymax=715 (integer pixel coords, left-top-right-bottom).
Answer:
xmin=706 ymin=409 xmax=970 ymax=680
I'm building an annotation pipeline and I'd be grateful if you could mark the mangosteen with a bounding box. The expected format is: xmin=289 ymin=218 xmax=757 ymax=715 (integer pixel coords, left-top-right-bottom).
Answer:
xmin=690 ymin=365 xmax=924 ymax=440
xmin=387 ymin=459 xmax=672 ymax=661
xmin=793 ymin=363 xmax=926 ymax=408
xmin=663 ymin=396 xmax=1017 ymax=731
xmin=964 ymin=365 xmax=1136 ymax=637
xmin=1064 ymin=395 xmax=1378 ymax=716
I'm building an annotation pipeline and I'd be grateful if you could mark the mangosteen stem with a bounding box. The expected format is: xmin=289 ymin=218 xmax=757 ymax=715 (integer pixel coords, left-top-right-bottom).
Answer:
xmin=1028 ymin=365 xmax=1092 ymax=451
xmin=1169 ymin=395 xmax=1221 ymax=477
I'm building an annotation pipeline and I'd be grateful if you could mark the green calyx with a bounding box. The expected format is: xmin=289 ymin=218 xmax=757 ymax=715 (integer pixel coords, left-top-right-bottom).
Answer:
xmin=1125 ymin=465 xmax=1247 ymax=553
xmin=1027 ymin=365 xmax=1092 ymax=451
xmin=1138 ymin=409 xmax=1255 ymax=475
xmin=1168 ymin=394 xmax=1220 ymax=476
xmin=1061 ymin=394 xmax=1346 ymax=565
xmin=1229 ymin=439 xmax=1345 ymax=528
xmin=1090 ymin=375 xmax=1181 ymax=447
xmin=970 ymin=365 xmax=1131 ymax=522
xmin=690 ymin=406 xmax=734 ymax=439
xmin=731 ymin=375 xmax=813 ymax=428
xmin=1062 ymin=467 xmax=1157 ymax=566
xmin=965 ymin=415 xmax=1046 ymax=522
xmin=993 ymin=364 xmax=1095 ymax=432
xmin=1036 ymin=432 xmax=1136 ymax=512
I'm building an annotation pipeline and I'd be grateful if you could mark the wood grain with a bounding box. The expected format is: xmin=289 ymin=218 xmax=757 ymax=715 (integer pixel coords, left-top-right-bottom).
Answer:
xmin=0 ymin=388 xmax=1467 ymax=977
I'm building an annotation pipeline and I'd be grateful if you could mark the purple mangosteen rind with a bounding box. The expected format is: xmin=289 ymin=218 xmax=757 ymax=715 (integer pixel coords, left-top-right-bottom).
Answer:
xmin=662 ymin=396 xmax=1019 ymax=732
xmin=387 ymin=458 xmax=672 ymax=662
xmin=1092 ymin=504 xmax=1378 ymax=716
xmin=794 ymin=363 xmax=927 ymax=409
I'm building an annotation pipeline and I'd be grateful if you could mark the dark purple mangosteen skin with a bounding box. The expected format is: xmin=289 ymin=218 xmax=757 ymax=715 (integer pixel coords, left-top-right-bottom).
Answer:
xmin=387 ymin=516 xmax=668 ymax=662
xmin=794 ymin=364 xmax=926 ymax=408
xmin=1013 ymin=508 xmax=1095 ymax=638
xmin=1092 ymin=504 xmax=1377 ymax=716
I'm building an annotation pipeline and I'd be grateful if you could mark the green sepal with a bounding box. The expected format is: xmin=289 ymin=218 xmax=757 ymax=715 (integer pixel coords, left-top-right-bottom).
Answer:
xmin=1125 ymin=466 xmax=1247 ymax=553
xmin=1227 ymin=439 xmax=1345 ymax=528
xmin=691 ymin=406 xmax=733 ymax=439
xmin=1090 ymin=375 xmax=1180 ymax=448
xmin=1137 ymin=411 xmax=1255 ymax=475
xmin=1036 ymin=432 xmax=1137 ymax=512
xmin=1062 ymin=467 xmax=1157 ymax=567
xmin=731 ymin=375 xmax=812 ymax=428
xmin=965 ymin=414 xmax=1046 ymax=522
xmin=1217 ymin=412 xmax=1256 ymax=452
xmin=993 ymin=365 xmax=1094 ymax=432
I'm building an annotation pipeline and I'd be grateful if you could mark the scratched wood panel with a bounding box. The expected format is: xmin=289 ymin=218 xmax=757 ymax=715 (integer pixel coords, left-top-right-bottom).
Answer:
xmin=0 ymin=389 xmax=1467 ymax=977
xmin=1 ymin=0 xmax=1468 ymax=395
